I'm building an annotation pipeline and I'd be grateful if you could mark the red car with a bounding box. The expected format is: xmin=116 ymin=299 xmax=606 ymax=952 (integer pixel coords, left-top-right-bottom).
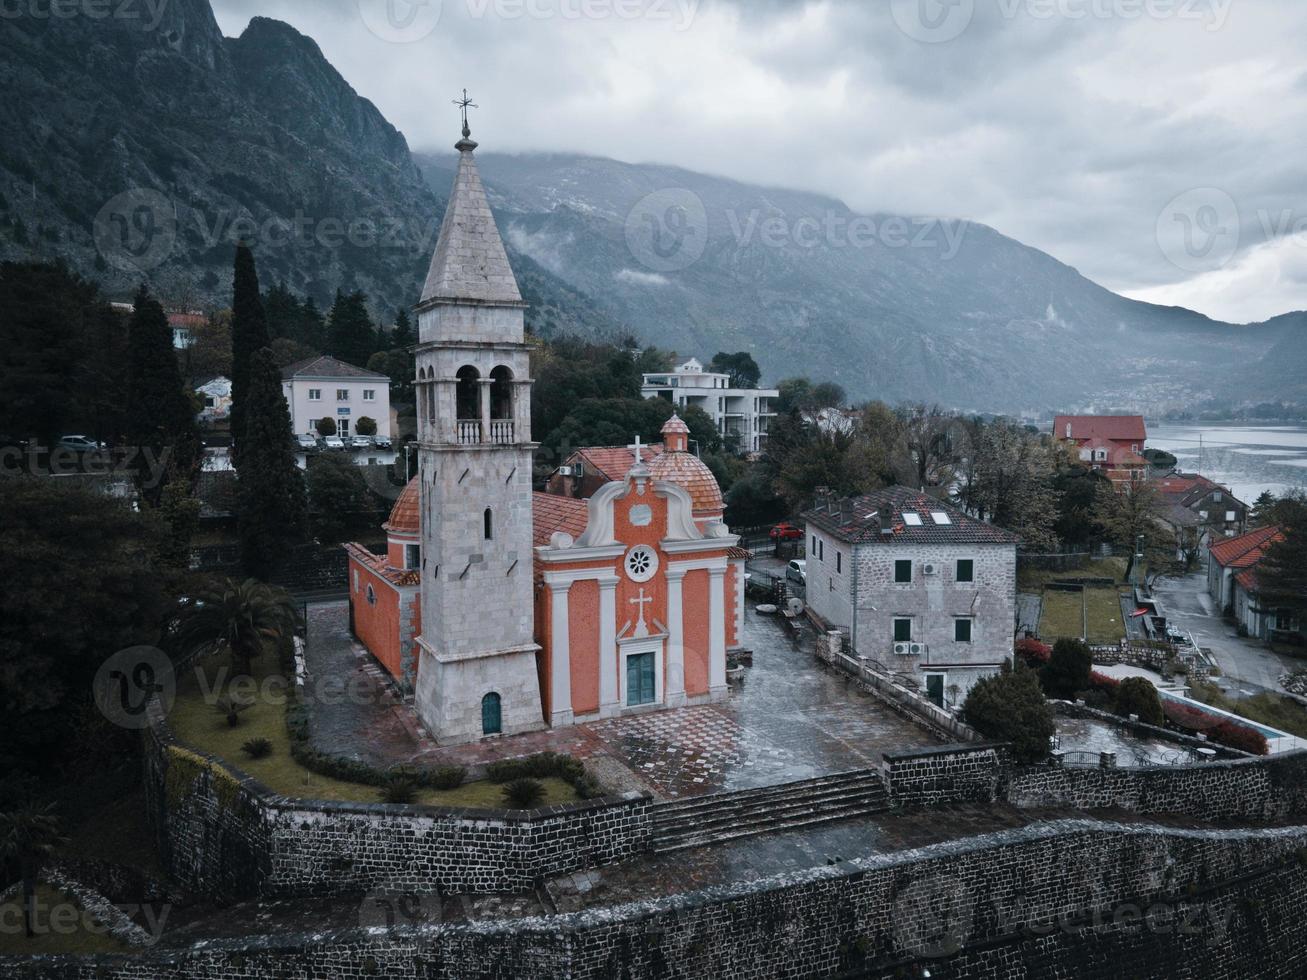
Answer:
xmin=769 ymin=522 xmax=803 ymax=541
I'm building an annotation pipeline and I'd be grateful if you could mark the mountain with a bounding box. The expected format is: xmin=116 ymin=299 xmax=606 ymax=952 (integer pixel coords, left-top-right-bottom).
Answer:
xmin=0 ymin=4 xmax=619 ymax=337
xmin=2 ymin=0 xmax=1301 ymax=410
xmin=416 ymin=152 xmax=1306 ymax=412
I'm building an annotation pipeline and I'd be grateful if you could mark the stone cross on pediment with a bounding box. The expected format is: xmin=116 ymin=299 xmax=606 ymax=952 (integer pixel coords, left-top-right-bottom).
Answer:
xmin=630 ymin=587 xmax=652 ymax=638
xmin=628 ymin=434 xmax=644 ymax=458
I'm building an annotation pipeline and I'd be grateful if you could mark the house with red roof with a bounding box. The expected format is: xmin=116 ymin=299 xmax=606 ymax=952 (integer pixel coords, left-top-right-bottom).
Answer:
xmin=1206 ymin=525 xmax=1296 ymax=639
xmin=1152 ymin=472 xmax=1248 ymax=551
xmin=545 ymin=443 xmax=664 ymax=500
xmin=1054 ymin=415 xmax=1148 ymax=487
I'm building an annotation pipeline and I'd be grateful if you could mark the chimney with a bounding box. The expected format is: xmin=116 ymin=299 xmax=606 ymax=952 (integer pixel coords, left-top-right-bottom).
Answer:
xmin=879 ymin=511 xmax=894 ymax=536
xmin=814 ymin=486 xmax=831 ymax=512
xmin=840 ymin=498 xmax=854 ymax=523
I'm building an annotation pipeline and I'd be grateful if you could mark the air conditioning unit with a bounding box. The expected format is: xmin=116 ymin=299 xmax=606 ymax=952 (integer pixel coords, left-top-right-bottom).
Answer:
xmin=923 ymin=563 xmax=938 ymax=576
xmin=909 ymin=643 xmax=927 ymax=657
xmin=557 ymin=465 xmax=575 ymax=477
xmin=893 ymin=641 xmax=911 ymax=656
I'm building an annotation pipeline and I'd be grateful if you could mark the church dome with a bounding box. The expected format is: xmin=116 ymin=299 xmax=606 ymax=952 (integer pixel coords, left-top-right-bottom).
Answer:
xmin=384 ymin=477 xmax=420 ymax=536
xmin=649 ymin=449 xmax=723 ymax=517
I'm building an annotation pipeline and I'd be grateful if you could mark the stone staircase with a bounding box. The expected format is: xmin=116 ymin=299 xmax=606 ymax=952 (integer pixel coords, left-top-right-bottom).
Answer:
xmin=650 ymin=769 xmax=890 ymax=853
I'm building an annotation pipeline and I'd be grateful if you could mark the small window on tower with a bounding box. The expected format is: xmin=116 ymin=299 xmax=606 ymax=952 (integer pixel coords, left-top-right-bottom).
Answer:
xmin=484 ymin=508 xmax=493 ymax=540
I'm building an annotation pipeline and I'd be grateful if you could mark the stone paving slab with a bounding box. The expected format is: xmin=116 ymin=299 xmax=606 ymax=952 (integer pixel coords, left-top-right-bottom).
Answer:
xmin=303 ymin=601 xmax=945 ymax=800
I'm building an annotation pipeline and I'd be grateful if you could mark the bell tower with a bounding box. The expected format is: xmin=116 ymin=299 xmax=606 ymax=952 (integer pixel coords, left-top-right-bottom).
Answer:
xmin=411 ymin=106 xmax=543 ymax=744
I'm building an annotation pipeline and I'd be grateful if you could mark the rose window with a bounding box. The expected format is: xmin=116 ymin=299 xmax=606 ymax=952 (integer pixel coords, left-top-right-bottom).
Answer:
xmin=624 ymin=544 xmax=659 ymax=583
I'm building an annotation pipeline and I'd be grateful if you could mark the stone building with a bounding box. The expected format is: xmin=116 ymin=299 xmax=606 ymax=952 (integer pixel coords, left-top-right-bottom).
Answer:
xmin=801 ymin=486 xmax=1018 ymax=709
xmin=346 ymin=123 xmax=747 ymax=744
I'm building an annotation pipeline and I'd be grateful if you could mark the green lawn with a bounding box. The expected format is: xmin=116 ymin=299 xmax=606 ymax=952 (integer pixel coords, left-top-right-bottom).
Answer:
xmin=167 ymin=653 xmax=581 ymax=809
xmin=1018 ymin=555 xmax=1128 ymax=592
xmin=1037 ymin=587 xmax=1126 ymax=645
xmin=0 ymin=883 xmax=133 ymax=956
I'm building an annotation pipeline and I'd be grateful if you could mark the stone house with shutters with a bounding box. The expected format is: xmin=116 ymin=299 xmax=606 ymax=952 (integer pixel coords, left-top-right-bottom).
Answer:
xmin=801 ymin=486 xmax=1018 ymax=709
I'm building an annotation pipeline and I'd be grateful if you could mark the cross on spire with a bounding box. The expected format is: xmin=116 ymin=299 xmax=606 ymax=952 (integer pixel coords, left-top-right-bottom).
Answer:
xmin=452 ymin=88 xmax=477 ymax=140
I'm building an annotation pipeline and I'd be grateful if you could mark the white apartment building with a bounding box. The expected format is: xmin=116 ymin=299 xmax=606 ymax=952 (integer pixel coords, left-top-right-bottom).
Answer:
xmin=281 ymin=355 xmax=393 ymax=442
xmin=641 ymin=358 xmax=778 ymax=454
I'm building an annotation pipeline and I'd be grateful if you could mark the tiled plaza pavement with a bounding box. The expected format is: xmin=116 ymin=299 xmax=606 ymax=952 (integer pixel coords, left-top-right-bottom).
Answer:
xmin=303 ymin=601 xmax=944 ymax=800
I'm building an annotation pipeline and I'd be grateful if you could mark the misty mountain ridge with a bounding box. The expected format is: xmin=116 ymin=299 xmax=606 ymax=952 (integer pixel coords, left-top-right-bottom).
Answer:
xmin=1 ymin=0 xmax=1301 ymax=412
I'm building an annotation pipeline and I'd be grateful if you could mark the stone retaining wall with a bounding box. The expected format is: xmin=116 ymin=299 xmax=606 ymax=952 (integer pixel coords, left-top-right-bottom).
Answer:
xmin=883 ymin=744 xmax=1005 ymax=808
xmin=1004 ymin=750 xmax=1307 ymax=821
xmin=145 ymin=711 xmax=652 ymax=900
xmin=9 ymin=819 xmax=1307 ymax=979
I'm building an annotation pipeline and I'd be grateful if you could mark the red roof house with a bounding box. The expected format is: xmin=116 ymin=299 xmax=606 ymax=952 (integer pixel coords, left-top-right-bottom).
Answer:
xmin=1054 ymin=415 xmax=1148 ymax=486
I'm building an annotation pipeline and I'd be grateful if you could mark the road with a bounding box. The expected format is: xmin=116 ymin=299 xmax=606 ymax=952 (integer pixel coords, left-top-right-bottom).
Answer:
xmin=1151 ymin=573 xmax=1304 ymax=695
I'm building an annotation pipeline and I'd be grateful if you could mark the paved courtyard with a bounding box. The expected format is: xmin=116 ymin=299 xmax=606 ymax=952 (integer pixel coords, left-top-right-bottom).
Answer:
xmin=303 ymin=601 xmax=944 ymax=800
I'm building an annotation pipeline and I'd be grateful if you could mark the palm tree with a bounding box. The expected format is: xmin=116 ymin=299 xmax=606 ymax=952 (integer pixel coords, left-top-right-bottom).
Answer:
xmin=0 ymin=801 xmax=67 ymax=939
xmin=173 ymin=577 xmax=300 ymax=677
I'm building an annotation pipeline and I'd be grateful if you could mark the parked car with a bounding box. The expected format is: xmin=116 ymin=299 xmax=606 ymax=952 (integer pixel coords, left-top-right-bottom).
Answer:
xmin=322 ymin=435 xmax=346 ymax=450
xmin=372 ymin=435 xmax=392 ymax=449
xmin=350 ymin=435 xmax=373 ymax=450
xmin=296 ymin=433 xmax=318 ymax=450
xmin=786 ymin=559 xmax=807 ymax=586
xmin=58 ymin=434 xmax=106 ymax=453
xmin=769 ymin=522 xmax=804 ymax=541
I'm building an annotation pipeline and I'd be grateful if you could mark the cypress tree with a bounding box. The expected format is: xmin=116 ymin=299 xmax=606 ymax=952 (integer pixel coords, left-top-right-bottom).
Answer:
xmin=238 ymin=347 xmax=306 ymax=579
xmin=391 ymin=308 xmax=416 ymax=349
xmin=125 ymin=285 xmax=200 ymax=503
xmin=230 ymin=243 xmax=269 ymax=469
xmin=326 ymin=289 xmax=374 ymax=367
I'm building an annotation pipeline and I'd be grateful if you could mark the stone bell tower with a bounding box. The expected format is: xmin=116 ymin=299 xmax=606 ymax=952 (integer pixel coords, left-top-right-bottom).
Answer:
xmin=410 ymin=109 xmax=543 ymax=745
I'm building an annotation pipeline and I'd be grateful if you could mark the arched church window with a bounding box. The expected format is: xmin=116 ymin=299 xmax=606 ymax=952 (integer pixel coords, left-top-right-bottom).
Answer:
xmin=455 ymin=366 xmax=480 ymax=420
xmin=489 ymin=365 xmax=514 ymax=420
xmin=481 ymin=692 xmax=502 ymax=735
xmin=484 ymin=507 xmax=493 ymax=540
xmin=366 ymin=584 xmax=376 ymax=605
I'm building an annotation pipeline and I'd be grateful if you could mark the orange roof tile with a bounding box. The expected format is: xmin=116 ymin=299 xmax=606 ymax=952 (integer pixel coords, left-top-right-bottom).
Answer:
xmin=575 ymin=444 xmax=663 ymax=482
xmin=532 ymin=492 xmax=589 ymax=546
xmin=1054 ymin=415 xmax=1147 ymax=443
xmin=383 ymin=478 xmax=420 ymax=536
xmin=649 ymin=450 xmax=723 ymax=515
xmin=1209 ymin=525 xmax=1284 ymax=569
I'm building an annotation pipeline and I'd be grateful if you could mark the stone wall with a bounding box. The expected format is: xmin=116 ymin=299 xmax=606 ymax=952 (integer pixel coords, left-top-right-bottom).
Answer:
xmin=145 ymin=714 xmax=652 ymax=901
xmin=883 ymin=744 xmax=1004 ymax=808
xmin=1004 ymin=750 xmax=1307 ymax=821
xmin=10 ymin=819 xmax=1307 ymax=979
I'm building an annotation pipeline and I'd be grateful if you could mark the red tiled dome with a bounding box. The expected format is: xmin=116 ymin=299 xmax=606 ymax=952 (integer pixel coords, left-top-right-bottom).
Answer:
xmin=384 ymin=477 xmax=420 ymax=536
xmin=649 ymin=450 xmax=724 ymax=516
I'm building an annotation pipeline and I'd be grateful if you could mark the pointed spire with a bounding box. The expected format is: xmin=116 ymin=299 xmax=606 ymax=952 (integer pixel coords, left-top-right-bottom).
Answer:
xmin=419 ymin=110 xmax=522 ymax=307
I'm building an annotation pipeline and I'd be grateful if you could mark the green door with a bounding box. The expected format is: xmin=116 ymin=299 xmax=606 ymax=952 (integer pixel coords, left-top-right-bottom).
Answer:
xmin=626 ymin=652 xmax=656 ymax=706
xmin=481 ymin=692 xmax=502 ymax=735
xmin=925 ymin=674 xmax=945 ymax=708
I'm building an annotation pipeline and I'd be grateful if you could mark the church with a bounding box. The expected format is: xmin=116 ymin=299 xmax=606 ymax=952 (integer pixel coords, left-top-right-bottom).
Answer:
xmin=346 ymin=119 xmax=748 ymax=745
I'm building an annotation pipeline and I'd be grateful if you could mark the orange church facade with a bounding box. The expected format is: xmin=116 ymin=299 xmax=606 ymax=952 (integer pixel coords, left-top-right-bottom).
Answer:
xmin=347 ymin=415 xmax=748 ymax=734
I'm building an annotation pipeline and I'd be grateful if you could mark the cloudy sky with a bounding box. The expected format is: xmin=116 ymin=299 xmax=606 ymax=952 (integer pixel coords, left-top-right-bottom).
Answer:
xmin=210 ymin=0 xmax=1306 ymax=324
